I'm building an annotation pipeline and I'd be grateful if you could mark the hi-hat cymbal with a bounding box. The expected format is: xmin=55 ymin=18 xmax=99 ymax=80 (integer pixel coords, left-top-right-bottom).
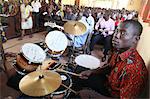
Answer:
xmin=19 ymin=70 xmax=62 ymax=97
xmin=64 ymin=21 xmax=86 ymax=36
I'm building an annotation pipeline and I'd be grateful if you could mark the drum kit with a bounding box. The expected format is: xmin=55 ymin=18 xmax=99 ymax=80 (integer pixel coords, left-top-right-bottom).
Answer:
xmin=11 ymin=21 xmax=101 ymax=98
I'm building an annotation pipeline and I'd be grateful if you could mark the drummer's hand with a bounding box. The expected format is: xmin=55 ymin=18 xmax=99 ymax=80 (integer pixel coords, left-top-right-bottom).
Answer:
xmin=78 ymin=89 xmax=103 ymax=99
xmin=79 ymin=70 xmax=92 ymax=79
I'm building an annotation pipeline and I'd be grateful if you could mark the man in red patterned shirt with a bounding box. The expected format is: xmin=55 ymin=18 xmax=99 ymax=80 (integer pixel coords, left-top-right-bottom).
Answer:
xmin=76 ymin=20 xmax=148 ymax=98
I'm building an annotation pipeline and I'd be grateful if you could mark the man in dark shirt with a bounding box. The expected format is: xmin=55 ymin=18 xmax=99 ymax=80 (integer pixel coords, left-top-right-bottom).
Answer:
xmin=76 ymin=20 xmax=148 ymax=98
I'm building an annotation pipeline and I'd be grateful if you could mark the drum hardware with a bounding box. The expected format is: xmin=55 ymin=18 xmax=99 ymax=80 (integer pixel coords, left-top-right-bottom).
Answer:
xmin=19 ymin=70 xmax=62 ymax=97
xmin=67 ymin=36 xmax=80 ymax=66
xmin=12 ymin=60 xmax=27 ymax=75
xmin=50 ymin=71 xmax=73 ymax=98
xmin=61 ymin=83 xmax=77 ymax=94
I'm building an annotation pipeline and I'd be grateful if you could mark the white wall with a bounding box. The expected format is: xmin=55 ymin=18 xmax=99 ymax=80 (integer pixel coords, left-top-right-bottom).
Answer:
xmin=137 ymin=18 xmax=150 ymax=68
xmin=80 ymin=0 xmax=112 ymax=8
xmin=55 ymin=0 xmax=75 ymax=5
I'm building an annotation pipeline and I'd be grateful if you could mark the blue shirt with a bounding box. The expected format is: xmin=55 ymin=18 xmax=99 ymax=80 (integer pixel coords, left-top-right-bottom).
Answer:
xmin=71 ymin=16 xmax=90 ymax=47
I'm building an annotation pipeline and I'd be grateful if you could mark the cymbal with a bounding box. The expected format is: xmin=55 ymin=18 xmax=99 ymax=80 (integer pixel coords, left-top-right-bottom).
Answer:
xmin=19 ymin=70 xmax=62 ymax=97
xmin=64 ymin=21 xmax=86 ymax=36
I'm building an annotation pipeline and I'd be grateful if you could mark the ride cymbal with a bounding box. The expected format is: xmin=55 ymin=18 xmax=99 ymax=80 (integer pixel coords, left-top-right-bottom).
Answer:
xmin=64 ymin=21 xmax=86 ymax=36
xmin=19 ymin=70 xmax=62 ymax=97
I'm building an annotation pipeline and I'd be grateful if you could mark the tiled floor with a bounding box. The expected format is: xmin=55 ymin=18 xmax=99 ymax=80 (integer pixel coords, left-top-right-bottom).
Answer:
xmin=1 ymin=31 xmax=104 ymax=99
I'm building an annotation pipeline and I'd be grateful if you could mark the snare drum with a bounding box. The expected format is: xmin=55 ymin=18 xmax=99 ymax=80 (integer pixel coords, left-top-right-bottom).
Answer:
xmin=50 ymin=72 xmax=72 ymax=99
xmin=21 ymin=43 xmax=46 ymax=63
xmin=45 ymin=30 xmax=68 ymax=58
xmin=14 ymin=54 xmax=39 ymax=75
xmin=75 ymin=54 xmax=100 ymax=69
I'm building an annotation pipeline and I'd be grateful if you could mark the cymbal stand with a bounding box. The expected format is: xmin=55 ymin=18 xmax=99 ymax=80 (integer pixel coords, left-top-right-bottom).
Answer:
xmin=67 ymin=36 xmax=75 ymax=64
xmin=66 ymin=35 xmax=77 ymax=72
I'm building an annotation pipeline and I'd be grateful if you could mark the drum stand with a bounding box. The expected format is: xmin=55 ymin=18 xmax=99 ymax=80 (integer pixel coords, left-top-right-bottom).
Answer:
xmin=67 ymin=36 xmax=78 ymax=69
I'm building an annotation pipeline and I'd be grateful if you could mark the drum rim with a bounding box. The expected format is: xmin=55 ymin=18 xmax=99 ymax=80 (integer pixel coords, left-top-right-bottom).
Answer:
xmin=21 ymin=43 xmax=46 ymax=63
xmin=51 ymin=72 xmax=72 ymax=95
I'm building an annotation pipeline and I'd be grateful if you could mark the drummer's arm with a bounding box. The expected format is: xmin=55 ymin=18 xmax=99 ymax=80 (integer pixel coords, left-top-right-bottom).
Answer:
xmin=91 ymin=63 xmax=111 ymax=75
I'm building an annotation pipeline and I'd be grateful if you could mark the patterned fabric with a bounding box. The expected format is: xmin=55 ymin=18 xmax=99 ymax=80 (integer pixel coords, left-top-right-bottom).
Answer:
xmin=107 ymin=48 xmax=148 ymax=98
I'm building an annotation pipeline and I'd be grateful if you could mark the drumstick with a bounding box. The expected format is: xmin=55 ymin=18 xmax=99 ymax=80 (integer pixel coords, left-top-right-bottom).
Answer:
xmin=61 ymin=83 xmax=77 ymax=94
xmin=56 ymin=68 xmax=81 ymax=77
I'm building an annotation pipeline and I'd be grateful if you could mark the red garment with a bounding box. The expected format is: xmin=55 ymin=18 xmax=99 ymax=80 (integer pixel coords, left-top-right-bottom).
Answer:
xmin=108 ymin=48 xmax=148 ymax=98
xmin=121 ymin=17 xmax=125 ymax=21
xmin=115 ymin=20 xmax=120 ymax=26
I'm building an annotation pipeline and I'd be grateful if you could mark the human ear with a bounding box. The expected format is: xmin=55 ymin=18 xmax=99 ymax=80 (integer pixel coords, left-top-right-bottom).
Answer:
xmin=135 ymin=36 xmax=140 ymax=41
xmin=133 ymin=36 xmax=140 ymax=44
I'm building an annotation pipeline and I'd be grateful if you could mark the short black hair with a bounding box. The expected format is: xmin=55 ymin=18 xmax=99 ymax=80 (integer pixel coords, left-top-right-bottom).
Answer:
xmin=83 ymin=9 xmax=89 ymax=17
xmin=122 ymin=20 xmax=143 ymax=36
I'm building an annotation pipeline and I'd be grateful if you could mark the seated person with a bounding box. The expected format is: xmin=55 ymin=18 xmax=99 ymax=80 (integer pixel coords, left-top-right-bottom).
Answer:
xmin=90 ymin=11 xmax=115 ymax=62
xmin=74 ymin=20 xmax=148 ymax=99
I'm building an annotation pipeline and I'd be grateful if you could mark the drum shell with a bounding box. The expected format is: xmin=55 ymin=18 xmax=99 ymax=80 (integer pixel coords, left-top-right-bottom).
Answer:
xmin=47 ymin=49 xmax=64 ymax=58
xmin=16 ymin=54 xmax=39 ymax=73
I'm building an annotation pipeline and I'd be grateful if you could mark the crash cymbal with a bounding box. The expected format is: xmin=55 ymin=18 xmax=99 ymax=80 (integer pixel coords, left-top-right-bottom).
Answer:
xmin=64 ymin=21 xmax=86 ymax=36
xmin=19 ymin=70 xmax=62 ymax=97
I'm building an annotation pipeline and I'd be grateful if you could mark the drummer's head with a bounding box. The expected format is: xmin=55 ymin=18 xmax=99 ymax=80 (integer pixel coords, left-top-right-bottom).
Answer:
xmin=112 ymin=20 xmax=143 ymax=50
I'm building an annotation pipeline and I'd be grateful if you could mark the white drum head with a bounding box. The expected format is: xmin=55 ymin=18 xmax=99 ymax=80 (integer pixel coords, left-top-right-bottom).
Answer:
xmin=45 ymin=30 xmax=68 ymax=52
xmin=21 ymin=43 xmax=46 ymax=63
xmin=75 ymin=54 xmax=100 ymax=69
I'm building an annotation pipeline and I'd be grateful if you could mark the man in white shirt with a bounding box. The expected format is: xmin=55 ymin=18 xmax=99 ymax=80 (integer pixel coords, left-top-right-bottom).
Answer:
xmin=87 ymin=10 xmax=95 ymax=33
xmin=90 ymin=11 xmax=115 ymax=61
xmin=20 ymin=0 xmax=33 ymax=40
xmin=31 ymin=0 xmax=41 ymax=29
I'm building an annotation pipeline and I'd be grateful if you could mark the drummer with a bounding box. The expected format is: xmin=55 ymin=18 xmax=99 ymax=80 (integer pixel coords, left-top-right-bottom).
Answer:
xmin=73 ymin=20 xmax=148 ymax=98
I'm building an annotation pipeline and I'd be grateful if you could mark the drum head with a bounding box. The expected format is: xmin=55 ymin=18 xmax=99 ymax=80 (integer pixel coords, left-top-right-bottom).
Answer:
xmin=75 ymin=54 xmax=100 ymax=69
xmin=21 ymin=43 xmax=46 ymax=63
xmin=45 ymin=30 xmax=68 ymax=52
